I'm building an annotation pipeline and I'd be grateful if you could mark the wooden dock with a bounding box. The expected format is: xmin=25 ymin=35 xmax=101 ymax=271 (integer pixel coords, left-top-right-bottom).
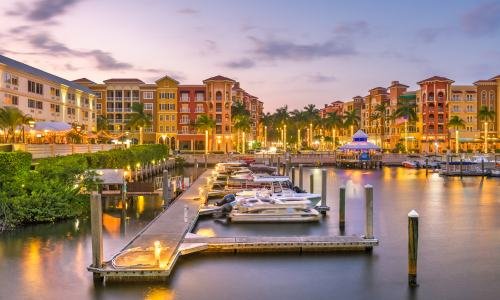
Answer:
xmin=182 ymin=235 xmax=378 ymax=253
xmin=88 ymin=170 xmax=210 ymax=280
xmin=88 ymin=168 xmax=379 ymax=282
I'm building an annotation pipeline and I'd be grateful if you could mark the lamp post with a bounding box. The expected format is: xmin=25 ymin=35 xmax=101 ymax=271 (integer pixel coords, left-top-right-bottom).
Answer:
xmin=283 ymin=124 xmax=287 ymax=152
xmin=455 ymin=129 xmax=459 ymax=154
xmin=309 ymin=123 xmax=313 ymax=147
xmin=205 ymin=130 xmax=208 ymax=155
xmin=264 ymin=125 xmax=267 ymax=148
xmin=297 ymin=128 xmax=301 ymax=150
xmin=434 ymin=141 xmax=438 ymax=156
xmin=483 ymin=121 xmax=488 ymax=153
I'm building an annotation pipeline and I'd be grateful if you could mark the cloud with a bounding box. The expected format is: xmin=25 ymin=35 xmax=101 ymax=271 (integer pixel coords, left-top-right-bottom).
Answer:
xmin=305 ymin=73 xmax=336 ymax=83
xmin=204 ymin=40 xmax=217 ymax=51
xmin=460 ymin=1 xmax=500 ymax=36
xmin=65 ymin=63 xmax=77 ymax=71
xmin=7 ymin=0 xmax=84 ymax=21
xmin=249 ymin=36 xmax=357 ymax=61
xmin=27 ymin=32 xmax=132 ymax=70
xmin=333 ymin=21 xmax=370 ymax=36
xmin=9 ymin=25 xmax=31 ymax=34
xmin=88 ymin=50 xmax=132 ymax=70
xmin=178 ymin=8 xmax=198 ymax=15
xmin=223 ymin=58 xmax=256 ymax=69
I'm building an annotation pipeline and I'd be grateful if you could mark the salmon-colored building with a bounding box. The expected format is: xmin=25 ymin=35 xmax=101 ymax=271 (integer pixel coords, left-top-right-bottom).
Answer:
xmin=177 ymin=85 xmax=207 ymax=151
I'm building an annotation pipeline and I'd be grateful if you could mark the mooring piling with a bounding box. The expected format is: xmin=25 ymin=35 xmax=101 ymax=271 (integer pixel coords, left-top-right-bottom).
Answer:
xmin=204 ymin=154 xmax=208 ymax=169
xmin=291 ymin=166 xmax=295 ymax=185
xmin=90 ymin=192 xmax=103 ymax=283
xmin=277 ymin=157 xmax=281 ymax=175
xmin=299 ymin=164 xmax=304 ymax=189
xmin=316 ymin=169 xmax=330 ymax=214
xmin=309 ymin=173 xmax=314 ymax=193
xmin=364 ymin=184 xmax=373 ymax=239
xmin=194 ymin=158 xmax=198 ymax=180
xmin=163 ymin=170 xmax=171 ymax=203
xmin=339 ymin=185 xmax=346 ymax=230
xmin=408 ymin=210 xmax=419 ymax=287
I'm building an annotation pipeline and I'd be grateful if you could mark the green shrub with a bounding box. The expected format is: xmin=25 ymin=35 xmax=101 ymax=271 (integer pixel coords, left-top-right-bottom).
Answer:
xmin=0 ymin=152 xmax=32 ymax=185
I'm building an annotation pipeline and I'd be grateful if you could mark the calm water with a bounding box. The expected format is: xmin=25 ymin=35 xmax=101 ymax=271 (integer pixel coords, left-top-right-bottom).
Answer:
xmin=1 ymin=167 xmax=499 ymax=300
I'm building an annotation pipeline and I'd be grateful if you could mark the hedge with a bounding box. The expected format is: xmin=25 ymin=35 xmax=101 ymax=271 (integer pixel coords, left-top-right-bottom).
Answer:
xmin=0 ymin=144 xmax=169 ymax=230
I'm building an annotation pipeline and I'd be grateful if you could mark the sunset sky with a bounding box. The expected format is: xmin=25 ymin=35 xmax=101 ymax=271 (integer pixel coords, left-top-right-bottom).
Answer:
xmin=1 ymin=0 xmax=499 ymax=112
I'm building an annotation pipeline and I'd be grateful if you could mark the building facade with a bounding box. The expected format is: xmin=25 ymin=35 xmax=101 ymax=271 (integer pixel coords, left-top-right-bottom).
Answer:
xmin=177 ymin=85 xmax=207 ymax=151
xmin=1 ymin=55 xmax=96 ymax=142
xmin=474 ymin=75 xmax=499 ymax=149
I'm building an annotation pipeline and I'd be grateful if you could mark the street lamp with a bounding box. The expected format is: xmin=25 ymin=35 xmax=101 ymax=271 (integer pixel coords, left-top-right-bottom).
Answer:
xmin=283 ymin=124 xmax=287 ymax=152
xmin=434 ymin=141 xmax=439 ymax=156
xmin=309 ymin=123 xmax=313 ymax=147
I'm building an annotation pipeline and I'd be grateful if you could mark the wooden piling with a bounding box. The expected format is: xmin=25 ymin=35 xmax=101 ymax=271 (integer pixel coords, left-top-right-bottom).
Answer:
xmin=277 ymin=157 xmax=281 ymax=175
xmin=291 ymin=167 xmax=295 ymax=185
xmin=460 ymin=157 xmax=463 ymax=178
xmin=299 ymin=164 xmax=304 ymax=189
xmin=194 ymin=158 xmax=198 ymax=180
xmin=90 ymin=192 xmax=103 ymax=282
xmin=309 ymin=173 xmax=314 ymax=193
xmin=339 ymin=186 xmax=346 ymax=229
xmin=162 ymin=170 xmax=170 ymax=202
xmin=425 ymin=158 xmax=428 ymax=176
xmin=408 ymin=210 xmax=419 ymax=287
xmin=364 ymin=184 xmax=373 ymax=239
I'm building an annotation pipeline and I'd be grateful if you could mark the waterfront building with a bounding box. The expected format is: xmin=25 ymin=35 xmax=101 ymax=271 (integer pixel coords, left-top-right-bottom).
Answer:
xmin=155 ymin=75 xmax=178 ymax=147
xmin=387 ymin=81 xmax=410 ymax=150
xmin=74 ymin=78 xmax=155 ymax=143
xmin=1 ymin=55 xmax=96 ymax=140
xmin=232 ymin=82 xmax=263 ymax=142
xmin=417 ymin=76 xmax=454 ymax=153
xmin=319 ymin=100 xmax=344 ymax=118
xmin=203 ymin=75 xmax=235 ymax=152
xmin=449 ymin=85 xmax=480 ymax=151
xmin=362 ymin=87 xmax=389 ymax=148
xmin=177 ymin=85 xmax=207 ymax=151
xmin=474 ymin=75 xmax=500 ymax=149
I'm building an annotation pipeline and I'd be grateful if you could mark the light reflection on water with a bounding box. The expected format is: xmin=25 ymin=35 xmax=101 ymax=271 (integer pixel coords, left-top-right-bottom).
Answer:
xmin=0 ymin=167 xmax=499 ymax=300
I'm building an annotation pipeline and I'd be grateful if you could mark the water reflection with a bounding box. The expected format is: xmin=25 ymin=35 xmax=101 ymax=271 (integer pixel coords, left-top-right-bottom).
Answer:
xmin=0 ymin=167 xmax=499 ymax=300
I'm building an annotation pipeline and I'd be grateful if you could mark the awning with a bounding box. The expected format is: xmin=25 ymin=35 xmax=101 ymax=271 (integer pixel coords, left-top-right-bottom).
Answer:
xmin=339 ymin=141 xmax=381 ymax=151
xmin=34 ymin=122 xmax=72 ymax=132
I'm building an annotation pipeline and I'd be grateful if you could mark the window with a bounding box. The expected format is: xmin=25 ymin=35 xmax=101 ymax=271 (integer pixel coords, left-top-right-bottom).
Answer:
xmin=143 ymin=91 xmax=154 ymax=99
xmin=96 ymin=103 xmax=102 ymax=110
xmin=159 ymin=92 xmax=174 ymax=99
xmin=4 ymin=73 xmax=19 ymax=85
xmin=50 ymin=87 xmax=60 ymax=97
xmin=196 ymin=104 xmax=204 ymax=112
xmin=180 ymin=93 xmax=189 ymax=101
xmin=159 ymin=126 xmax=164 ymax=132
xmin=5 ymin=94 xmax=18 ymax=105
xmin=67 ymin=107 xmax=76 ymax=115
xmin=50 ymin=103 xmax=60 ymax=112
xmin=107 ymin=90 xmax=114 ymax=99
xmin=67 ymin=93 xmax=76 ymax=101
xmin=168 ymin=103 xmax=175 ymax=110
xmin=196 ymin=92 xmax=204 ymax=101
xmin=159 ymin=114 xmax=164 ymax=121
xmin=465 ymin=94 xmax=473 ymax=101
xmin=171 ymin=114 xmax=175 ymax=121
xmin=143 ymin=103 xmax=153 ymax=110
xmin=28 ymin=80 xmax=44 ymax=95
xmin=216 ymin=91 xmax=222 ymax=101
xmin=181 ymin=115 xmax=190 ymax=124
xmin=216 ymin=103 xmax=222 ymax=112
xmin=451 ymin=95 xmax=459 ymax=101
xmin=159 ymin=104 xmax=168 ymax=111
xmin=490 ymin=91 xmax=495 ymax=101
xmin=28 ymin=99 xmax=35 ymax=108
xmin=181 ymin=126 xmax=189 ymax=134
xmin=94 ymin=92 xmax=102 ymax=99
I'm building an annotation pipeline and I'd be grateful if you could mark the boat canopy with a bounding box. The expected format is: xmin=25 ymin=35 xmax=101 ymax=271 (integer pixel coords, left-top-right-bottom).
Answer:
xmin=338 ymin=129 xmax=381 ymax=151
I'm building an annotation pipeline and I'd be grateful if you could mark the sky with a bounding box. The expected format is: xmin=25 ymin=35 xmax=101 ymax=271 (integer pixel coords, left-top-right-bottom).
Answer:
xmin=1 ymin=0 xmax=499 ymax=112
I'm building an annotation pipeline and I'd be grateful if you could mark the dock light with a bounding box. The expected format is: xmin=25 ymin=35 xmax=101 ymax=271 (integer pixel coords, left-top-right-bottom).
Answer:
xmin=154 ymin=241 xmax=161 ymax=266
xmin=152 ymin=160 xmax=155 ymax=164
xmin=136 ymin=162 xmax=140 ymax=169
xmin=127 ymin=165 xmax=131 ymax=170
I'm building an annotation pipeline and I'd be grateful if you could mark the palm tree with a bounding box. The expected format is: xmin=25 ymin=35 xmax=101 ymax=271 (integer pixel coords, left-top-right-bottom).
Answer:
xmin=231 ymin=101 xmax=250 ymax=117
xmin=324 ymin=112 xmax=343 ymax=149
xmin=448 ymin=116 xmax=465 ymax=154
xmin=290 ymin=109 xmax=307 ymax=149
xmin=392 ymin=100 xmax=417 ymax=152
xmin=303 ymin=104 xmax=320 ymax=146
xmin=343 ymin=109 xmax=360 ymax=137
xmin=231 ymin=102 xmax=250 ymax=151
xmin=127 ymin=103 xmax=152 ymax=145
xmin=233 ymin=114 xmax=251 ymax=153
xmin=370 ymin=102 xmax=390 ymax=149
xmin=0 ymin=106 xmax=24 ymax=142
xmin=477 ymin=106 xmax=496 ymax=153
xmin=260 ymin=112 xmax=273 ymax=147
xmin=195 ymin=114 xmax=216 ymax=154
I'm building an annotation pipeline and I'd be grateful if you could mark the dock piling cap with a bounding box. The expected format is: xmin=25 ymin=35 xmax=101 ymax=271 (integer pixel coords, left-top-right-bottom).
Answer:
xmin=408 ymin=210 xmax=419 ymax=218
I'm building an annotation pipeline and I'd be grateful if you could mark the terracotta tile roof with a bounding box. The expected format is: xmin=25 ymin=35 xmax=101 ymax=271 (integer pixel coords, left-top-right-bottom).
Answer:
xmin=155 ymin=75 xmax=179 ymax=84
xmin=73 ymin=78 xmax=96 ymax=84
xmin=178 ymin=85 xmax=205 ymax=88
xmin=388 ymin=81 xmax=409 ymax=88
xmin=489 ymin=75 xmax=500 ymax=80
xmin=417 ymin=76 xmax=454 ymax=84
xmin=103 ymin=78 xmax=145 ymax=84
xmin=369 ymin=87 xmax=388 ymax=93
xmin=203 ymin=75 xmax=235 ymax=82
xmin=139 ymin=84 xmax=157 ymax=88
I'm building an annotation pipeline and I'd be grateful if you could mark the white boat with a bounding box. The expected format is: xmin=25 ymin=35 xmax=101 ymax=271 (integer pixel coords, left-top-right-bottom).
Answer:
xmin=402 ymin=160 xmax=418 ymax=168
xmin=228 ymin=197 xmax=320 ymax=223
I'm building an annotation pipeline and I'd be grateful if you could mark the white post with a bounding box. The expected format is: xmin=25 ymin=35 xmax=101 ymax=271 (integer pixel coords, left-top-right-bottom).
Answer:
xmin=364 ymin=184 xmax=374 ymax=239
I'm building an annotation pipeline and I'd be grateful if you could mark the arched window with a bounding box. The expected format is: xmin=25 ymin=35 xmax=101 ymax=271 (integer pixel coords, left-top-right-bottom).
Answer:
xmin=489 ymin=91 xmax=495 ymax=101
xmin=437 ymin=92 xmax=444 ymax=101
xmin=422 ymin=93 xmax=426 ymax=101
xmin=216 ymin=91 xmax=222 ymax=101
xmin=428 ymin=92 xmax=434 ymax=101
xmin=481 ymin=91 xmax=487 ymax=105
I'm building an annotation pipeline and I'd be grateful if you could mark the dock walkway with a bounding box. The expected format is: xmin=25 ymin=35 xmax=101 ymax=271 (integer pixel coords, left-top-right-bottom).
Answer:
xmin=88 ymin=170 xmax=210 ymax=280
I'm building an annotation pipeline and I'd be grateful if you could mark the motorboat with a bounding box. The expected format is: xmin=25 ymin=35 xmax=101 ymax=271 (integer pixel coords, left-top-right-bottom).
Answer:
xmin=402 ymin=160 xmax=418 ymax=168
xmin=228 ymin=196 xmax=321 ymax=223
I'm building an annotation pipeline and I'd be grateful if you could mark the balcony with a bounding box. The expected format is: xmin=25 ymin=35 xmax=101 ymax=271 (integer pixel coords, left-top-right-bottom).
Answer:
xmin=132 ymin=97 xmax=140 ymax=101
xmin=180 ymin=96 xmax=189 ymax=102
xmin=180 ymin=108 xmax=190 ymax=113
xmin=115 ymin=97 xmax=122 ymax=101
xmin=179 ymin=120 xmax=190 ymax=124
xmin=195 ymin=108 xmax=205 ymax=113
xmin=124 ymin=97 xmax=131 ymax=101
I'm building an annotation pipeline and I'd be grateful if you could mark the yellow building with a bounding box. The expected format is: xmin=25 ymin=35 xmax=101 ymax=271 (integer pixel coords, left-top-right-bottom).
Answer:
xmin=155 ymin=75 xmax=179 ymax=148
xmin=449 ymin=85 xmax=481 ymax=151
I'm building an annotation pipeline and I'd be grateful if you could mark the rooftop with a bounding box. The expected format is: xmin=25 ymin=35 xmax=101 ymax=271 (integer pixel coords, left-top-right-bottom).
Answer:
xmin=103 ymin=78 xmax=145 ymax=84
xmin=0 ymin=55 xmax=94 ymax=94
xmin=203 ymin=75 xmax=235 ymax=82
xmin=417 ymin=76 xmax=454 ymax=84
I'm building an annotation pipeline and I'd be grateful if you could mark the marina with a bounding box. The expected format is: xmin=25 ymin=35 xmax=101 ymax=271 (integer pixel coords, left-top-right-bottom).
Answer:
xmin=87 ymin=163 xmax=379 ymax=282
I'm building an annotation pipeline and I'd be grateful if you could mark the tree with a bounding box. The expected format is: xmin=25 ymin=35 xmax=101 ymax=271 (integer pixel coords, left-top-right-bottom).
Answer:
xmin=392 ymin=100 xmax=417 ymax=152
xmin=0 ymin=107 xmax=24 ymax=142
xmin=370 ymin=102 xmax=390 ymax=149
xmin=324 ymin=111 xmax=343 ymax=149
xmin=233 ymin=114 xmax=251 ymax=153
xmin=127 ymin=103 xmax=152 ymax=145
xmin=477 ymin=106 xmax=496 ymax=153
xmin=195 ymin=114 xmax=216 ymax=154
xmin=343 ymin=109 xmax=360 ymax=136
xmin=231 ymin=101 xmax=250 ymax=117
xmin=448 ymin=116 xmax=465 ymax=153
xmin=231 ymin=102 xmax=250 ymax=151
